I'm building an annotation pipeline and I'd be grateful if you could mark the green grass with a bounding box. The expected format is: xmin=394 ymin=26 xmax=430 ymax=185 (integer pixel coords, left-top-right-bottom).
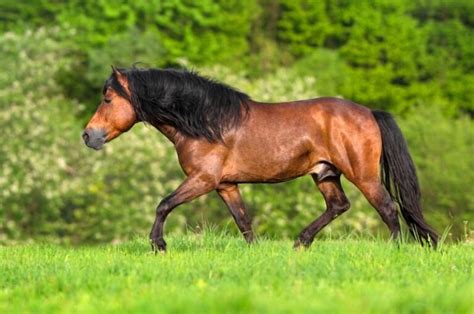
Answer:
xmin=0 ymin=232 xmax=472 ymax=314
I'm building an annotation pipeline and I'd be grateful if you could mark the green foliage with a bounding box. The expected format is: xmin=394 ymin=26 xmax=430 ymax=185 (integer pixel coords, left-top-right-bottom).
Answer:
xmin=273 ymin=0 xmax=474 ymax=115
xmin=400 ymin=108 xmax=474 ymax=237
xmin=0 ymin=28 xmax=81 ymax=241
xmin=63 ymin=27 xmax=168 ymax=111
xmin=1 ymin=0 xmax=258 ymax=65
xmin=337 ymin=2 xmax=427 ymax=111
xmin=2 ymin=0 xmax=472 ymax=114
xmin=0 ymin=234 xmax=473 ymax=313
xmin=151 ymin=0 xmax=258 ymax=64
xmin=0 ymin=0 xmax=259 ymax=113
xmin=286 ymin=48 xmax=347 ymax=96
xmin=411 ymin=0 xmax=474 ymax=26
xmin=277 ymin=0 xmax=330 ymax=56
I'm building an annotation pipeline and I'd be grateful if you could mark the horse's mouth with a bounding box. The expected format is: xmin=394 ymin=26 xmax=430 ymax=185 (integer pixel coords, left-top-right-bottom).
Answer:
xmin=86 ymin=141 xmax=105 ymax=150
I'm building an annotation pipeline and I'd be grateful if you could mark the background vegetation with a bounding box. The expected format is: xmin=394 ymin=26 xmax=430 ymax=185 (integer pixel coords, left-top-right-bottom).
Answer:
xmin=0 ymin=0 xmax=473 ymax=244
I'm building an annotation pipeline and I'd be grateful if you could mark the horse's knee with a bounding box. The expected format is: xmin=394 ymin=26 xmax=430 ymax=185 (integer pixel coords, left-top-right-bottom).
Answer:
xmin=330 ymin=198 xmax=351 ymax=217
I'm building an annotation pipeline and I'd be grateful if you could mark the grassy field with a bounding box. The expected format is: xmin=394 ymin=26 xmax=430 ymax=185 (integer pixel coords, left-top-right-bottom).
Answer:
xmin=0 ymin=232 xmax=472 ymax=314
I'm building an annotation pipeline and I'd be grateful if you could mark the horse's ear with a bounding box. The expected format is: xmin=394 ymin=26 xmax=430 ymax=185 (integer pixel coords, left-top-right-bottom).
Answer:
xmin=110 ymin=65 xmax=130 ymax=94
xmin=111 ymin=65 xmax=121 ymax=77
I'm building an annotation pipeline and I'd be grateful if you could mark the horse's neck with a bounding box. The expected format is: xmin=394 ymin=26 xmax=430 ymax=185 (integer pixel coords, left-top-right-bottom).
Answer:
xmin=155 ymin=124 xmax=181 ymax=144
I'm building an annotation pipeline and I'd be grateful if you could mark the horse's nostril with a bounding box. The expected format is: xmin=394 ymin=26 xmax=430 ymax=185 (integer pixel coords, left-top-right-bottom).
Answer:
xmin=82 ymin=131 xmax=90 ymax=143
xmin=82 ymin=128 xmax=106 ymax=150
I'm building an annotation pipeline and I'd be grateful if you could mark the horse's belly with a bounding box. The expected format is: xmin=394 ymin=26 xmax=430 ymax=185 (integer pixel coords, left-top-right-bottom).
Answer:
xmin=221 ymin=142 xmax=321 ymax=183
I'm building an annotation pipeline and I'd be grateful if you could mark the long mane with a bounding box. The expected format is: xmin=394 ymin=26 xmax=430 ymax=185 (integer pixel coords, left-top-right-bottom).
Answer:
xmin=104 ymin=67 xmax=250 ymax=141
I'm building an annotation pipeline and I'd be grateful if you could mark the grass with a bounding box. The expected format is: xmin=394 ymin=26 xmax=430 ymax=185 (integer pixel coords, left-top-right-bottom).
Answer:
xmin=0 ymin=232 xmax=472 ymax=314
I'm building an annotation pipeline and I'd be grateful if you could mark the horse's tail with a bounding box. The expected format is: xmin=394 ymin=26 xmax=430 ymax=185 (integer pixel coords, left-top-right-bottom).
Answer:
xmin=372 ymin=110 xmax=438 ymax=246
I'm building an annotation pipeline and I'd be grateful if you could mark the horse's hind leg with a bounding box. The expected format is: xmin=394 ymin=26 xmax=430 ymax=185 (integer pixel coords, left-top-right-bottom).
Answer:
xmin=353 ymin=179 xmax=401 ymax=240
xmin=217 ymin=184 xmax=254 ymax=243
xmin=294 ymin=175 xmax=350 ymax=248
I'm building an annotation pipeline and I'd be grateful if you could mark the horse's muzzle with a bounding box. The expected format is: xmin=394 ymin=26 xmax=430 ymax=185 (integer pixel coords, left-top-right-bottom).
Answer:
xmin=82 ymin=128 xmax=106 ymax=150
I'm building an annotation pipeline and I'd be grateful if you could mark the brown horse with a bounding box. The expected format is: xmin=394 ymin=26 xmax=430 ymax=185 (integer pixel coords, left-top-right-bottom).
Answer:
xmin=83 ymin=66 xmax=438 ymax=252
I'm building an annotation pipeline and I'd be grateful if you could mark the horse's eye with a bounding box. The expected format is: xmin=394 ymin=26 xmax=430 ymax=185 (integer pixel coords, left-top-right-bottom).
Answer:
xmin=104 ymin=98 xmax=112 ymax=104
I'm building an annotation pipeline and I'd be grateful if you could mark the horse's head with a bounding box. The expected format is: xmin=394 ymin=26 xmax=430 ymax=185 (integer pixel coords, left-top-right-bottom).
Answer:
xmin=82 ymin=67 xmax=138 ymax=150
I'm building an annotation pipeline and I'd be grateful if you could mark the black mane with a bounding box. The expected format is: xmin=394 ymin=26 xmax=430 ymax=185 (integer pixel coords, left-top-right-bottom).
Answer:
xmin=103 ymin=67 xmax=250 ymax=141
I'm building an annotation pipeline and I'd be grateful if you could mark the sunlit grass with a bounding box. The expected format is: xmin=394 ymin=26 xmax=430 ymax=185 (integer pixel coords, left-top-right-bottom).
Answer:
xmin=0 ymin=231 xmax=472 ymax=314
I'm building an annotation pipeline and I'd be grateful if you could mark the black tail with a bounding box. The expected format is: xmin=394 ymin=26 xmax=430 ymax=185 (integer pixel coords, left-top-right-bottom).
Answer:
xmin=372 ymin=110 xmax=438 ymax=246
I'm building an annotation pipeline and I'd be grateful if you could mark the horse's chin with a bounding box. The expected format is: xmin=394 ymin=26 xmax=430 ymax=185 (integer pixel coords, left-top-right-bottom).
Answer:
xmin=83 ymin=136 xmax=106 ymax=150
xmin=89 ymin=143 xmax=104 ymax=150
xmin=85 ymin=141 xmax=105 ymax=150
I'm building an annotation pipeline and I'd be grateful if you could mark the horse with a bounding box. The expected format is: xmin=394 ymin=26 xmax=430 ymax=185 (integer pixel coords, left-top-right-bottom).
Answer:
xmin=82 ymin=66 xmax=438 ymax=252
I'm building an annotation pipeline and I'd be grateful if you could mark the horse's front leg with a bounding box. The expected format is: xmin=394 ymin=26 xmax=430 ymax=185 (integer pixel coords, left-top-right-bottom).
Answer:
xmin=149 ymin=174 xmax=217 ymax=252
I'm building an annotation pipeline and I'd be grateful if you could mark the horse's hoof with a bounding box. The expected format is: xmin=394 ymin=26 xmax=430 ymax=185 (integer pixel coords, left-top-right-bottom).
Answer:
xmin=150 ymin=238 xmax=167 ymax=253
xmin=244 ymin=235 xmax=255 ymax=245
xmin=293 ymin=238 xmax=310 ymax=250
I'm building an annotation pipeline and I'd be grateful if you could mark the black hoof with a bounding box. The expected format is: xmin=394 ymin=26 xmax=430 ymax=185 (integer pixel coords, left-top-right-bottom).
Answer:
xmin=244 ymin=233 xmax=255 ymax=244
xmin=150 ymin=238 xmax=167 ymax=253
xmin=293 ymin=238 xmax=311 ymax=250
